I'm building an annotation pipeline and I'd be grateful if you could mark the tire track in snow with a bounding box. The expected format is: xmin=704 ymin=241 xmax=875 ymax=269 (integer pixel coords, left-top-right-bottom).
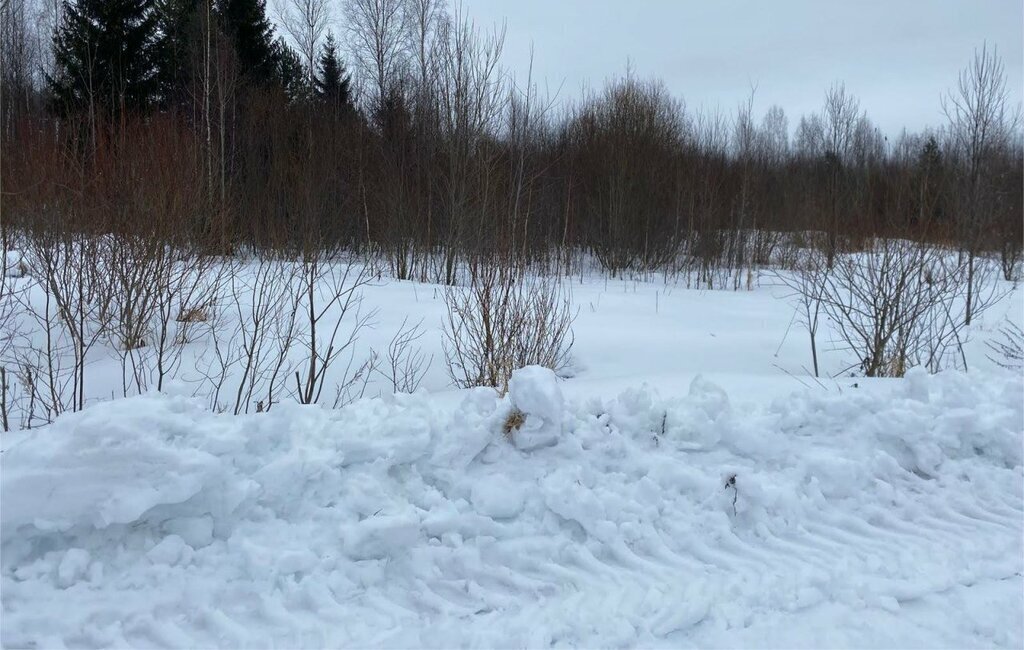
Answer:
xmin=3 ymin=369 xmax=1021 ymax=649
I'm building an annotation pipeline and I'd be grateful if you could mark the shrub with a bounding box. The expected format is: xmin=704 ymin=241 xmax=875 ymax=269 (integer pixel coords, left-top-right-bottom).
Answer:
xmin=443 ymin=262 xmax=575 ymax=391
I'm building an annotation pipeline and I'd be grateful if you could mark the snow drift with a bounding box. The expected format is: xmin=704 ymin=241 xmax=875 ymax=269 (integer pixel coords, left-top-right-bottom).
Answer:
xmin=2 ymin=367 xmax=1022 ymax=648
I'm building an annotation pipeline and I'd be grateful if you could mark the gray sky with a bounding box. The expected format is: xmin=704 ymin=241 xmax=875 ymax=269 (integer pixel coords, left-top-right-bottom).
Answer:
xmin=464 ymin=0 xmax=1024 ymax=136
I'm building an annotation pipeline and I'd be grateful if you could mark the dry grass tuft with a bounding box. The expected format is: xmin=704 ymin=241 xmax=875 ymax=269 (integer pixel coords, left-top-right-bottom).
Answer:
xmin=176 ymin=305 xmax=209 ymax=323
xmin=502 ymin=409 xmax=525 ymax=442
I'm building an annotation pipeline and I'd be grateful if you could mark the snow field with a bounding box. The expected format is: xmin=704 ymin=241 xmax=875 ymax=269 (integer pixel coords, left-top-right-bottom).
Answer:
xmin=2 ymin=366 xmax=1021 ymax=648
xmin=3 ymin=251 xmax=1020 ymax=426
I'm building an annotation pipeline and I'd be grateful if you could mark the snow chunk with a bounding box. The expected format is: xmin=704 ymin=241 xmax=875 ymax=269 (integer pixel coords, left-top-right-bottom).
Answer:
xmin=471 ymin=476 xmax=526 ymax=519
xmin=507 ymin=365 xmax=564 ymax=450
xmin=163 ymin=515 xmax=214 ymax=549
xmin=147 ymin=534 xmax=193 ymax=567
xmin=342 ymin=512 xmax=422 ymax=561
xmin=56 ymin=549 xmax=91 ymax=588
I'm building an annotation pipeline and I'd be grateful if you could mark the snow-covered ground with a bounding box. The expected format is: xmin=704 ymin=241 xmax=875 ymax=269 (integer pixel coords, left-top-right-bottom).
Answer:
xmin=2 ymin=262 xmax=1022 ymax=648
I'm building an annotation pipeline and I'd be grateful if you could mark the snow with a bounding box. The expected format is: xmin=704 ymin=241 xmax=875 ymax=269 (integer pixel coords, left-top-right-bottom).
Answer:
xmin=2 ymin=363 xmax=1022 ymax=648
xmin=55 ymin=549 xmax=90 ymax=589
xmin=1 ymin=256 xmax=1022 ymax=648
xmin=2 ymin=250 xmax=24 ymax=278
xmin=507 ymin=365 xmax=564 ymax=450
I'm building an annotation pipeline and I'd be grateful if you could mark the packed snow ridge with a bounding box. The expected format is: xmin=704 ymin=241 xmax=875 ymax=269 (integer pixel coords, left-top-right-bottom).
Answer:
xmin=2 ymin=366 xmax=1022 ymax=648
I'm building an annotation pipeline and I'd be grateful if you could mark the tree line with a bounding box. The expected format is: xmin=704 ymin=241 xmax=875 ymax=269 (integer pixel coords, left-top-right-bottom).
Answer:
xmin=2 ymin=0 xmax=1022 ymax=283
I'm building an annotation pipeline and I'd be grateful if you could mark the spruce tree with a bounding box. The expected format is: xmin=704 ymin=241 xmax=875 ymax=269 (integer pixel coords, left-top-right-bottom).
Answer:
xmin=315 ymin=32 xmax=352 ymax=111
xmin=275 ymin=37 xmax=308 ymax=101
xmin=155 ymin=0 xmax=202 ymax=108
xmin=918 ymin=135 xmax=946 ymax=224
xmin=48 ymin=0 xmax=161 ymax=116
xmin=216 ymin=0 xmax=277 ymax=86
xmin=375 ymin=85 xmax=411 ymax=142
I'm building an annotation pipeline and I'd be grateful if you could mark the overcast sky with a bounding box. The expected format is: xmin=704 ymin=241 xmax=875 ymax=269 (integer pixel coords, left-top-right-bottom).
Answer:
xmin=463 ymin=0 xmax=1023 ymax=136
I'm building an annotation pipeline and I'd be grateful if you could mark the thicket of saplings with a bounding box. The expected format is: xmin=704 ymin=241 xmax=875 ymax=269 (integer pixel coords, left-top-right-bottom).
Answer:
xmin=1 ymin=1 xmax=1021 ymax=430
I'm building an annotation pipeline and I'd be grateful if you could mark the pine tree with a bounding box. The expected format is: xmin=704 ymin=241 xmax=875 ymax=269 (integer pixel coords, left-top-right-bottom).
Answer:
xmin=315 ymin=32 xmax=352 ymax=111
xmin=48 ymin=0 xmax=161 ymax=116
xmin=216 ymin=0 xmax=277 ymax=86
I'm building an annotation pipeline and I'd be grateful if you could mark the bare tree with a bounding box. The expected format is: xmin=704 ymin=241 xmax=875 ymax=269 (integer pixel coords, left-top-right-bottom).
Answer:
xmin=823 ymin=83 xmax=861 ymax=163
xmin=943 ymin=44 xmax=1020 ymax=324
xmin=821 ymin=83 xmax=862 ymax=266
xmin=432 ymin=8 xmax=508 ymax=282
xmin=347 ymin=0 xmax=408 ymax=112
xmin=404 ymin=0 xmax=446 ymax=94
xmin=276 ymin=0 xmax=330 ymax=90
xmin=760 ymin=105 xmax=789 ymax=165
xmin=569 ymin=74 xmax=687 ymax=275
xmin=729 ymin=86 xmax=758 ymax=289
xmin=0 ymin=0 xmax=41 ymax=134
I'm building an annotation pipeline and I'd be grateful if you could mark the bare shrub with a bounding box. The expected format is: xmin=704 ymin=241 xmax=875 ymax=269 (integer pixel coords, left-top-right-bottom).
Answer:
xmin=291 ymin=253 xmax=377 ymax=405
xmin=150 ymin=251 xmax=222 ymax=389
xmin=105 ymin=234 xmax=171 ymax=393
xmin=1000 ymin=239 xmax=1021 ymax=282
xmin=774 ymin=247 xmax=826 ymax=377
xmin=17 ymin=230 xmax=113 ymax=418
xmin=195 ymin=254 xmax=303 ymax=414
xmin=193 ymin=252 xmax=378 ymax=413
xmin=788 ymin=239 xmax=1003 ymax=377
xmin=443 ymin=262 xmax=575 ymax=390
xmin=375 ymin=316 xmax=432 ymax=394
xmin=986 ymin=321 xmax=1023 ymax=370
xmin=0 ymin=228 xmax=25 ymax=430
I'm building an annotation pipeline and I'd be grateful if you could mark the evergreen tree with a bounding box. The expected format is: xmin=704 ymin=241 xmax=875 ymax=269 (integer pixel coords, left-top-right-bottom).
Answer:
xmin=275 ymin=37 xmax=308 ymax=101
xmin=315 ymin=32 xmax=352 ymax=111
xmin=920 ymin=136 xmax=942 ymax=172
xmin=917 ymin=135 xmax=946 ymax=224
xmin=375 ymin=85 xmax=411 ymax=142
xmin=48 ymin=0 xmax=161 ymax=115
xmin=155 ymin=0 xmax=202 ymax=108
xmin=216 ymin=0 xmax=277 ymax=86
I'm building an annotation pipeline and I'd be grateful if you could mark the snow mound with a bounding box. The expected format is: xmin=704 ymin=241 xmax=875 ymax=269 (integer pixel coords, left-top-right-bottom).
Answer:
xmin=0 ymin=395 xmax=251 ymax=539
xmin=2 ymin=370 xmax=1022 ymax=649
xmin=507 ymin=364 xmax=564 ymax=450
xmin=3 ymin=249 xmax=25 ymax=277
